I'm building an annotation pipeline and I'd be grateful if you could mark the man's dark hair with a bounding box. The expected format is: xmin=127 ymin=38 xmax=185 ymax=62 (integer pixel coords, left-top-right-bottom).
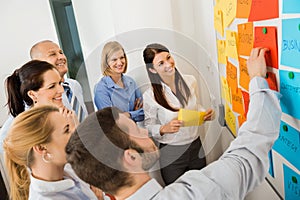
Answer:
xmin=65 ymin=107 xmax=135 ymax=194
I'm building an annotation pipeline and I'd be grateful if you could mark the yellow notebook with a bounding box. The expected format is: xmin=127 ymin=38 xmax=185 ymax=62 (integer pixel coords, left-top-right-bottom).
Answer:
xmin=178 ymin=108 xmax=206 ymax=127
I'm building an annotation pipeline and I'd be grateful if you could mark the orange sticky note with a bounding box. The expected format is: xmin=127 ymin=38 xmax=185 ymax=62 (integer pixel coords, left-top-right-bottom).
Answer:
xmin=266 ymin=72 xmax=278 ymax=91
xmin=237 ymin=0 xmax=252 ymax=18
xmin=226 ymin=30 xmax=238 ymax=59
xmin=217 ymin=40 xmax=227 ymax=64
xmin=241 ymin=90 xmax=249 ymax=117
xmin=214 ymin=7 xmax=224 ymax=37
xmin=221 ymin=76 xmax=232 ymax=104
xmin=226 ymin=61 xmax=238 ymax=94
xmin=248 ymin=0 xmax=279 ymax=22
xmin=223 ymin=0 xmax=237 ymax=28
xmin=225 ymin=103 xmax=237 ymax=137
xmin=232 ymin=88 xmax=244 ymax=115
xmin=254 ymin=26 xmax=278 ymax=69
xmin=239 ymin=57 xmax=250 ymax=91
xmin=237 ymin=22 xmax=253 ymax=56
xmin=238 ymin=114 xmax=246 ymax=127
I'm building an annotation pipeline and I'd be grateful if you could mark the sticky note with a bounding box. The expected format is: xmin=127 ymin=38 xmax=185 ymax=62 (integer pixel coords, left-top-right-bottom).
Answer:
xmin=241 ymin=90 xmax=249 ymax=116
xmin=221 ymin=76 xmax=232 ymax=104
xmin=238 ymin=114 xmax=246 ymax=128
xmin=214 ymin=7 xmax=224 ymax=37
xmin=232 ymin=87 xmax=244 ymax=115
xmin=283 ymin=164 xmax=300 ymax=200
xmin=281 ymin=18 xmax=300 ymax=70
xmin=178 ymin=108 xmax=206 ymax=127
xmin=225 ymin=30 xmax=239 ymax=59
xmin=236 ymin=0 xmax=252 ymax=18
xmin=268 ymin=150 xmax=274 ymax=177
xmin=238 ymin=22 xmax=254 ymax=56
xmin=248 ymin=0 xmax=279 ymax=21
xmin=273 ymin=121 xmax=300 ymax=170
xmin=266 ymin=72 xmax=278 ymax=91
xmin=239 ymin=57 xmax=250 ymax=91
xmin=254 ymin=26 xmax=278 ymax=69
xmin=280 ymin=70 xmax=300 ymax=120
xmin=283 ymin=0 xmax=300 ymax=14
xmin=222 ymin=0 xmax=237 ymax=28
xmin=225 ymin=103 xmax=237 ymax=137
xmin=226 ymin=61 xmax=238 ymax=94
xmin=217 ymin=40 xmax=227 ymax=64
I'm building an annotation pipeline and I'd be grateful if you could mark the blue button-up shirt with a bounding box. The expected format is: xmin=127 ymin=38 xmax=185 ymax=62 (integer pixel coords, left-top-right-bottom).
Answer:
xmin=94 ymin=75 xmax=144 ymax=122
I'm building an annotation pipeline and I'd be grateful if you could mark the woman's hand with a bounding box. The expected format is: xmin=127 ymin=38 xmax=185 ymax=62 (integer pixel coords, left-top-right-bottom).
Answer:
xmin=159 ymin=119 xmax=183 ymax=135
xmin=134 ymin=97 xmax=143 ymax=110
xmin=203 ymin=108 xmax=215 ymax=121
xmin=59 ymin=106 xmax=79 ymax=133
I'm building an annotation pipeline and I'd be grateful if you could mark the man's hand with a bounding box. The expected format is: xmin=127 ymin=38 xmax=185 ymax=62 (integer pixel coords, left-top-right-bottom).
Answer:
xmin=247 ymin=47 xmax=269 ymax=79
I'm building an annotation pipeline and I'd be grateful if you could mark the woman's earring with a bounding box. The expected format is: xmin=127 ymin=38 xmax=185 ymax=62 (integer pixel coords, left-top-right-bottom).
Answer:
xmin=42 ymin=153 xmax=52 ymax=163
xmin=34 ymin=101 xmax=37 ymax=104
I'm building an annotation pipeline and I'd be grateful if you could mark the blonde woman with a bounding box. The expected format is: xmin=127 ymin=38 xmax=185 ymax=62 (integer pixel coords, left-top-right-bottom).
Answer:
xmin=3 ymin=105 xmax=103 ymax=200
xmin=94 ymin=41 xmax=144 ymax=122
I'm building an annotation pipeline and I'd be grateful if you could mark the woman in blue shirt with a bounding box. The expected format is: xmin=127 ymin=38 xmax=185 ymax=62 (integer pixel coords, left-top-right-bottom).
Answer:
xmin=94 ymin=41 xmax=144 ymax=122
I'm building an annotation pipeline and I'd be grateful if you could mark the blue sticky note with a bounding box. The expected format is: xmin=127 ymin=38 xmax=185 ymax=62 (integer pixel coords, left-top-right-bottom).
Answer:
xmin=281 ymin=18 xmax=300 ymax=69
xmin=279 ymin=70 xmax=300 ymax=120
xmin=283 ymin=164 xmax=300 ymax=200
xmin=283 ymin=0 xmax=300 ymax=13
xmin=268 ymin=150 xmax=274 ymax=177
xmin=273 ymin=121 xmax=300 ymax=170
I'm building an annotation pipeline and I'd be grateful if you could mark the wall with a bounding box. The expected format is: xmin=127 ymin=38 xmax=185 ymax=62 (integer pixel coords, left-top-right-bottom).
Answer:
xmin=0 ymin=0 xmax=58 ymax=126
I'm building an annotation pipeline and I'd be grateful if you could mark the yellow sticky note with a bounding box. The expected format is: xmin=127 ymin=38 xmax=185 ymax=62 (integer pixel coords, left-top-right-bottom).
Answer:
xmin=221 ymin=76 xmax=232 ymax=104
xmin=225 ymin=30 xmax=238 ymax=59
xmin=214 ymin=7 xmax=224 ymax=36
xmin=178 ymin=109 xmax=206 ymax=127
xmin=217 ymin=40 xmax=226 ymax=64
xmin=225 ymin=103 xmax=237 ymax=136
xmin=223 ymin=0 xmax=237 ymax=28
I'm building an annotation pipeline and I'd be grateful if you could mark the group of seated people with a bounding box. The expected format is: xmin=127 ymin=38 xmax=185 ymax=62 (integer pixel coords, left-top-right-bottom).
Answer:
xmin=0 ymin=40 xmax=281 ymax=200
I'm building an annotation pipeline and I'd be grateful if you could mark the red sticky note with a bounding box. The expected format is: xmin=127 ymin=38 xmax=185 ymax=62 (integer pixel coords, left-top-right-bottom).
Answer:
xmin=248 ymin=0 xmax=279 ymax=21
xmin=266 ymin=72 xmax=278 ymax=91
xmin=254 ymin=26 xmax=278 ymax=69
xmin=242 ymin=90 xmax=249 ymax=117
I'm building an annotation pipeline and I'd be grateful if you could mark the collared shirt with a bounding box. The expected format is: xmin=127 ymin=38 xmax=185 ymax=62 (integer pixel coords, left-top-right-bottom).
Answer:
xmin=126 ymin=77 xmax=282 ymax=200
xmin=143 ymin=74 xmax=204 ymax=145
xmin=94 ymin=75 xmax=144 ymax=122
xmin=62 ymin=78 xmax=88 ymax=118
xmin=29 ymin=164 xmax=98 ymax=200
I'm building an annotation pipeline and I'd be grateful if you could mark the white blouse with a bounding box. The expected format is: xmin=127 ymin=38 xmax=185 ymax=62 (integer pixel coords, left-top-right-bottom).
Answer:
xmin=143 ymin=74 xmax=205 ymax=145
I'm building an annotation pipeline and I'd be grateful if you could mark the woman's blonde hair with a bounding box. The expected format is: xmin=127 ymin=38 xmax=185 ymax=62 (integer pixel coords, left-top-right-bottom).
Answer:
xmin=101 ymin=41 xmax=127 ymax=76
xmin=3 ymin=105 xmax=59 ymax=200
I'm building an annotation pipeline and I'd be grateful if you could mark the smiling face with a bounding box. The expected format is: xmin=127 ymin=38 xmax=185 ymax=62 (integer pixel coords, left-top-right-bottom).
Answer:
xmin=46 ymin=111 xmax=73 ymax=167
xmin=150 ymin=51 xmax=175 ymax=79
xmin=107 ymin=49 xmax=127 ymax=76
xmin=30 ymin=69 xmax=64 ymax=108
xmin=33 ymin=41 xmax=68 ymax=78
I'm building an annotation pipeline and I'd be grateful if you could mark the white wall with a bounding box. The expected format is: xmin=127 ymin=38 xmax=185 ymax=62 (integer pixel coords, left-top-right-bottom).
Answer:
xmin=0 ymin=0 xmax=58 ymax=126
